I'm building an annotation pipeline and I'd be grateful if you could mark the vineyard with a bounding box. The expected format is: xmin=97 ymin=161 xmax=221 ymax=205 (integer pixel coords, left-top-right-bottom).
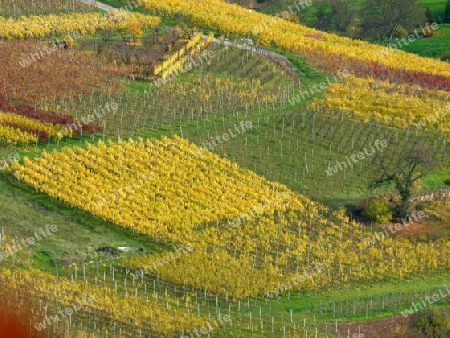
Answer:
xmin=0 ymin=0 xmax=94 ymax=17
xmin=8 ymin=137 xmax=450 ymax=297
xmin=0 ymin=12 xmax=160 ymax=39
xmin=312 ymin=75 xmax=450 ymax=133
xmin=1 ymin=0 xmax=450 ymax=337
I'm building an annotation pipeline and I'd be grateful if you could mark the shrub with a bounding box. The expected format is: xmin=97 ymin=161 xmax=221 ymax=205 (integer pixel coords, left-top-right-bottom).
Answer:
xmin=441 ymin=52 xmax=450 ymax=62
xmin=394 ymin=25 xmax=408 ymax=37
xmin=363 ymin=198 xmax=392 ymax=223
xmin=410 ymin=308 xmax=450 ymax=337
xmin=445 ymin=178 xmax=450 ymax=186
xmin=392 ymin=323 xmax=407 ymax=338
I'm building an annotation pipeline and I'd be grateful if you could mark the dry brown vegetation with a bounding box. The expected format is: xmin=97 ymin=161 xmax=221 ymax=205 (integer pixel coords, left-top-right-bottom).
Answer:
xmin=0 ymin=39 xmax=126 ymax=104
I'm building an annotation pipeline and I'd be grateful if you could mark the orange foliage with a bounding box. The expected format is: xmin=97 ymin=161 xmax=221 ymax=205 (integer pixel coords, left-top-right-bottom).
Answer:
xmin=0 ymin=39 xmax=128 ymax=104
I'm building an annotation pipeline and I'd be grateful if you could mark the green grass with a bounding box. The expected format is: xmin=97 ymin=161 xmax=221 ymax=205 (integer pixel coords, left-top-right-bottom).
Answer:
xmin=126 ymin=79 xmax=151 ymax=94
xmin=258 ymin=0 xmax=447 ymax=16
xmin=423 ymin=167 xmax=450 ymax=189
xmin=271 ymin=47 xmax=325 ymax=86
xmin=385 ymin=24 xmax=450 ymax=58
xmin=0 ymin=179 xmax=155 ymax=270
xmin=421 ymin=0 xmax=449 ymax=18
xmin=0 ymin=145 xmax=169 ymax=271
xmin=272 ymin=271 xmax=450 ymax=321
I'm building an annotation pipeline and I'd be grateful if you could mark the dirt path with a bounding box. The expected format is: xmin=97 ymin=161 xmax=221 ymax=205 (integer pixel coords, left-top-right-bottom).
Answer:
xmin=81 ymin=0 xmax=118 ymax=12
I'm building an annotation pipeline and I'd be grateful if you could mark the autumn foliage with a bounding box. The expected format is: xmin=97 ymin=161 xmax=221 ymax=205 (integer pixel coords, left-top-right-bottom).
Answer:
xmin=0 ymin=39 xmax=124 ymax=104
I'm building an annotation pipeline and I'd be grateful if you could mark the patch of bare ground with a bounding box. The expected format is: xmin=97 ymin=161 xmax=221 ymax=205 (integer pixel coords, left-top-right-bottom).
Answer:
xmin=376 ymin=216 xmax=442 ymax=242
xmin=336 ymin=308 xmax=450 ymax=337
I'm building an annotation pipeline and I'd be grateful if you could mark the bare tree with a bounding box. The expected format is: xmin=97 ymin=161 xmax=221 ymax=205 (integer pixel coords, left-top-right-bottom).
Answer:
xmin=370 ymin=144 xmax=434 ymax=219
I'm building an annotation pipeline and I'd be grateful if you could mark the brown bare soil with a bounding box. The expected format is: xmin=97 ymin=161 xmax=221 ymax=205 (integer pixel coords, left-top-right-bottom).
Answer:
xmin=378 ymin=217 xmax=441 ymax=242
xmin=337 ymin=308 xmax=450 ymax=338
